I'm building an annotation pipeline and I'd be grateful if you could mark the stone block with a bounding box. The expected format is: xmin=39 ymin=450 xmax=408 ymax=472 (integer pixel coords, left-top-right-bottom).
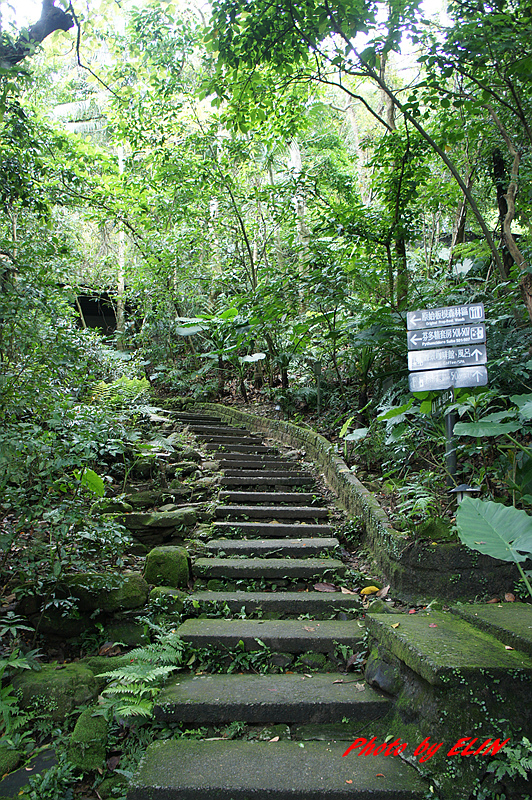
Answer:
xmin=12 ymin=663 xmax=98 ymax=721
xmin=68 ymin=708 xmax=108 ymax=770
xmin=144 ymin=546 xmax=190 ymax=588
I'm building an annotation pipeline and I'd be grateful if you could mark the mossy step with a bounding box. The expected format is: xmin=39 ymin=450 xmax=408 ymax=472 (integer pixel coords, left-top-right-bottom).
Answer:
xmin=450 ymin=602 xmax=532 ymax=656
xmin=128 ymin=739 xmax=427 ymax=800
xmin=206 ymin=443 xmax=276 ymax=454
xmin=173 ymin=414 xmax=222 ymax=422
xmin=219 ymin=460 xmax=303 ymax=471
xmin=177 ymin=618 xmax=364 ymax=653
xmin=194 ymin=557 xmax=346 ymax=580
xmin=220 ymin=476 xmax=315 ymax=486
xmin=366 ymin=609 xmax=532 ymax=686
xmin=155 ymin=673 xmax=389 ymax=725
xmin=219 ymin=491 xmax=321 ymax=504
xmin=213 ymin=521 xmax=335 ymax=537
xmin=221 ymin=469 xmax=309 ymax=478
xmin=198 ymin=435 xmax=263 ymax=445
xmin=188 ymin=425 xmax=251 ymax=434
xmin=215 ymin=505 xmax=329 ymax=520
xmin=187 ymin=590 xmax=362 ymax=615
xmin=205 ymin=537 xmax=339 ymax=557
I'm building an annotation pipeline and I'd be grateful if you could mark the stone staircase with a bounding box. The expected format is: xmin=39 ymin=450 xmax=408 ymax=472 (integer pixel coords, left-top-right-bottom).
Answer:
xmin=128 ymin=413 xmax=427 ymax=799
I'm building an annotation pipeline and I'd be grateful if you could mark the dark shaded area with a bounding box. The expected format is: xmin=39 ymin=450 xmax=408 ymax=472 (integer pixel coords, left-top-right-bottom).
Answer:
xmin=76 ymin=292 xmax=117 ymax=333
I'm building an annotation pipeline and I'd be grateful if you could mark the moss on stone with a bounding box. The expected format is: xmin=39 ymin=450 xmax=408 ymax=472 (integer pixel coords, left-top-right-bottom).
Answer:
xmin=144 ymin=546 xmax=189 ymax=588
xmin=96 ymin=774 xmax=129 ymax=799
xmin=149 ymin=586 xmax=186 ymax=611
xmin=64 ymin=572 xmax=149 ymax=612
xmin=0 ymin=748 xmax=21 ymax=778
xmin=12 ymin=663 xmax=98 ymax=721
xmin=68 ymin=708 xmax=108 ymax=771
xmin=298 ymin=652 xmax=327 ymax=670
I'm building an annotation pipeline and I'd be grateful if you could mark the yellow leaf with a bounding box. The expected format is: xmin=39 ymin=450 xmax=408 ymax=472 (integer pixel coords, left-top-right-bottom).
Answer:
xmin=361 ymin=586 xmax=380 ymax=595
xmin=391 ymin=622 xmax=400 ymax=629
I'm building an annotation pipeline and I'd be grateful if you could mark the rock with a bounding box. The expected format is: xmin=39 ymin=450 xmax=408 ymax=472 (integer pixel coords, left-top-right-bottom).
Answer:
xmin=126 ymin=490 xmax=163 ymax=509
xmin=367 ymin=599 xmax=393 ymax=614
xmin=159 ymin=503 xmax=180 ymax=512
xmin=206 ymin=579 xmax=225 ymax=591
xmin=172 ymin=461 xmax=200 ymax=477
xmin=120 ymin=509 xmax=196 ymax=531
xmin=0 ymin=747 xmax=21 ymax=778
xmin=131 ymin=458 xmax=157 ymax=479
xmin=62 ymin=572 xmax=149 ymax=613
xmin=12 ymin=663 xmax=99 ymax=721
xmin=104 ymin=620 xmax=148 ymax=647
xmin=95 ymin=499 xmax=133 ymax=514
xmin=36 ymin=606 xmax=94 ymax=638
xmin=68 ymin=708 xmax=108 ymax=770
xmin=365 ymin=646 xmax=402 ymax=696
xmin=181 ymin=448 xmax=202 ymax=463
xmin=149 ymin=587 xmax=186 ymax=612
xmin=298 ymin=652 xmax=327 ymax=670
xmin=268 ymin=653 xmax=294 ymax=670
xmin=144 ymin=546 xmax=189 ymax=588
xmin=95 ymin=774 xmax=129 ymax=799
xmin=258 ymin=724 xmax=291 ymax=741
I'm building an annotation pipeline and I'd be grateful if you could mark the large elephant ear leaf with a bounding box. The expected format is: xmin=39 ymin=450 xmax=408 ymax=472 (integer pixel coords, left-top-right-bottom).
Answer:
xmin=456 ymin=497 xmax=532 ymax=563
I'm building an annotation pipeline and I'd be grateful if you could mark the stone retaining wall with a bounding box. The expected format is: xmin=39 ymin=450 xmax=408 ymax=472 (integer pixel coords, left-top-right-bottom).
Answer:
xmin=196 ymin=403 xmax=519 ymax=600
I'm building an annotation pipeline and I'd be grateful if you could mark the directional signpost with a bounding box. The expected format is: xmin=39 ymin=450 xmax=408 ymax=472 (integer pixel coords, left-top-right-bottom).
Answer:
xmin=407 ymin=303 xmax=489 ymax=482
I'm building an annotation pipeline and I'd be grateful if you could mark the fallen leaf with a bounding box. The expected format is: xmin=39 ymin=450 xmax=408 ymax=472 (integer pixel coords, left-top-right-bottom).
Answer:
xmin=98 ymin=642 xmax=121 ymax=657
xmin=360 ymin=586 xmax=380 ymax=595
xmin=107 ymin=756 xmax=120 ymax=771
xmin=504 ymin=645 xmax=514 ymax=650
xmin=376 ymin=584 xmax=390 ymax=599
xmin=391 ymin=622 xmax=400 ymax=629
xmin=504 ymin=593 xmax=515 ymax=602
xmin=355 ymin=682 xmax=365 ymax=692
xmin=429 ymin=623 xmax=438 ymax=628
xmin=346 ymin=653 xmax=360 ymax=670
xmin=303 ymin=626 xmax=316 ymax=632
xmin=314 ymin=582 xmax=338 ymax=592
xmin=341 ymin=587 xmax=357 ymax=595
xmin=376 ymin=774 xmax=385 ymax=778
xmin=487 ymin=598 xmax=500 ymax=604
xmin=304 ymin=674 xmax=313 ymax=678
xmin=269 ymin=736 xmax=280 ymax=742
xmin=408 ymin=609 xmax=417 ymax=614
xmin=346 ymin=780 xmax=353 ymax=784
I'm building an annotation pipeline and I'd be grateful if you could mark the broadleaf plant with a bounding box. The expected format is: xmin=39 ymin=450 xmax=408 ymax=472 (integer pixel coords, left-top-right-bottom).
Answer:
xmin=456 ymin=497 xmax=532 ymax=599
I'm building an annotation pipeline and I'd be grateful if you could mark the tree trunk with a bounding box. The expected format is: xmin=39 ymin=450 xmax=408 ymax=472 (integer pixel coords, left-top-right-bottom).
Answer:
xmin=0 ymin=1 xmax=74 ymax=68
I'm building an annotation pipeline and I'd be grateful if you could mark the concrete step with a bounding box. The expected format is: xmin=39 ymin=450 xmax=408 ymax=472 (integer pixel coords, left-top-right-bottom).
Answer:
xmin=213 ymin=521 xmax=335 ymax=537
xmin=177 ymin=618 xmax=363 ymax=653
xmin=450 ymin=602 xmax=532 ymax=657
xmin=128 ymin=739 xmax=427 ymax=799
xmin=219 ymin=460 xmax=301 ymax=471
xmin=215 ymin=505 xmax=329 ymax=521
xmin=198 ymin=435 xmax=263 ymax=445
xmin=186 ymin=590 xmax=362 ymax=616
xmin=366 ymin=609 xmax=532 ymax=687
xmin=173 ymin=414 xmax=222 ymax=423
xmin=187 ymin=424 xmax=250 ymax=433
xmin=218 ymin=452 xmax=297 ymax=462
xmin=220 ymin=476 xmax=315 ymax=487
xmin=194 ymin=557 xmax=346 ymax=581
xmin=206 ymin=444 xmax=277 ymax=454
xmin=222 ymin=469 xmax=309 ymax=479
xmin=155 ymin=673 xmax=389 ymax=725
xmin=219 ymin=491 xmax=321 ymax=505
xmin=206 ymin=537 xmax=339 ymax=557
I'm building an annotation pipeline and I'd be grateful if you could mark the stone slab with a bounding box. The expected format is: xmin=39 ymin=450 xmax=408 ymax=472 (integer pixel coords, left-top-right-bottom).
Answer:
xmin=213 ymin=521 xmax=335 ymax=537
xmin=188 ymin=590 xmax=362 ymax=615
xmin=177 ymin=618 xmax=364 ymax=653
xmin=365 ymin=610 xmax=532 ymax=686
xmin=173 ymin=414 xmax=222 ymax=422
xmin=220 ymin=476 xmax=315 ymax=486
xmin=215 ymin=505 xmax=329 ymax=520
xmin=206 ymin=444 xmax=276 ymax=454
xmin=155 ymin=673 xmax=389 ymax=724
xmin=194 ymin=557 xmax=346 ymax=580
xmin=450 ymin=602 xmax=532 ymax=656
xmin=120 ymin=508 xmax=196 ymax=530
xmin=188 ymin=425 xmax=251 ymax=433
xmin=128 ymin=739 xmax=426 ymax=800
xmin=219 ymin=491 xmax=320 ymax=504
xmin=219 ymin=460 xmax=303 ymax=471
xmin=206 ymin=538 xmax=339 ymax=557
xmin=222 ymin=469 xmax=308 ymax=478
xmin=199 ymin=435 xmax=263 ymax=445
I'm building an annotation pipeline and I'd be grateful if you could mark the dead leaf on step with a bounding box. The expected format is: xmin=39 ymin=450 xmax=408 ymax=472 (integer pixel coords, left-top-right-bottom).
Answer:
xmin=346 ymin=780 xmax=353 ymax=784
xmin=303 ymin=626 xmax=316 ymax=632
xmin=429 ymin=623 xmax=438 ymax=628
xmin=504 ymin=593 xmax=515 ymax=602
xmin=355 ymin=682 xmax=365 ymax=692
xmin=269 ymin=736 xmax=280 ymax=742
xmin=487 ymin=598 xmax=500 ymax=604
xmin=341 ymin=587 xmax=357 ymax=595
xmin=314 ymin=582 xmax=338 ymax=592
xmin=346 ymin=654 xmax=360 ymax=670
xmin=504 ymin=645 xmax=514 ymax=650
xmin=360 ymin=586 xmax=380 ymax=596
xmin=376 ymin=584 xmax=390 ymax=599
xmin=391 ymin=622 xmax=400 ymax=629
xmin=304 ymin=674 xmax=313 ymax=678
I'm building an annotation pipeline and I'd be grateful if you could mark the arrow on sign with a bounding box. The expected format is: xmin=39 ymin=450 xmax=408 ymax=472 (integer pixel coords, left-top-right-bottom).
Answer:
xmin=472 ymin=370 xmax=484 ymax=383
xmin=409 ymin=314 xmax=422 ymax=328
xmin=409 ymin=333 xmax=422 ymax=345
xmin=472 ymin=349 xmax=483 ymax=362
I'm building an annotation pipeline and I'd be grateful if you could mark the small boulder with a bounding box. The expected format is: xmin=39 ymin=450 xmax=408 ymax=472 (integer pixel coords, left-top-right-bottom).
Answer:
xmin=12 ymin=663 xmax=98 ymax=721
xmin=120 ymin=509 xmax=196 ymax=531
xmin=144 ymin=546 xmax=189 ymax=588
xmin=172 ymin=460 xmax=200 ymax=477
xmin=64 ymin=572 xmax=149 ymax=612
xmin=149 ymin=586 xmax=186 ymax=612
xmin=68 ymin=708 xmax=108 ymax=770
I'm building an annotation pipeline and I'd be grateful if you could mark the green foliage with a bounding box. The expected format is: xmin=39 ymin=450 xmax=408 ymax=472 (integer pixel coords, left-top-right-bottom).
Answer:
xmin=90 ymin=377 xmax=151 ymax=409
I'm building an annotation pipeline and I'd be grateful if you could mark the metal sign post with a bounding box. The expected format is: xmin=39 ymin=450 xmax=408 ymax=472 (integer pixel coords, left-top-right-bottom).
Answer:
xmin=406 ymin=303 xmax=488 ymax=486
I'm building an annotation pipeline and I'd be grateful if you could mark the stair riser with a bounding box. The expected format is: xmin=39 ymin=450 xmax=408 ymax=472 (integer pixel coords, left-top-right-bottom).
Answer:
xmin=215 ymin=506 xmax=329 ymax=520
xmin=219 ymin=492 xmax=320 ymax=504
xmin=194 ymin=563 xmax=346 ymax=581
xmin=188 ymin=592 xmax=361 ymax=615
xmin=205 ymin=538 xmax=339 ymax=557
xmin=220 ymin=477 xmax=314 ymax=486
xmin=213 ymin=522 xmax=334 ymax=537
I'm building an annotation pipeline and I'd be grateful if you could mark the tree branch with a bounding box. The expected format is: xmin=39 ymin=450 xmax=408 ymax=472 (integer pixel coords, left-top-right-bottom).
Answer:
xmin=0 ymin=0 xmax=74 ymax=68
